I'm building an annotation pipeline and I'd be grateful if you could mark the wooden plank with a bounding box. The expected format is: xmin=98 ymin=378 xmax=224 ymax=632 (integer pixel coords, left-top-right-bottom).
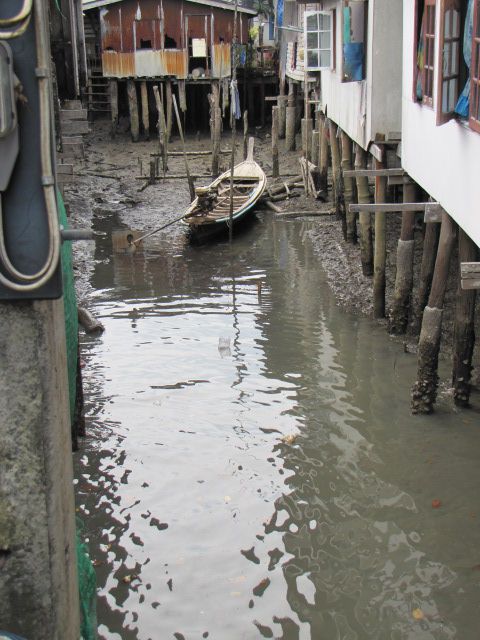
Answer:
xmin=61 ymin=120 xmax=90 ymax=135
xmin=388 ymin=175 xmax=414 ymax=186
xmin=60 ymin=109 xmax=88 ymax=121
xmin=369 ymin=143 xmax=383 ymax=163
xmin=461 ymin=262 xmax=480 ymax=278
xmin=57 ymin=164 xmax=73 ymax=175
xmin=461 ymin=279 xmax=480 ymax=290
xmin=343 ymin=168 xmax=405 ymax=178
xmin=424 ymin=202 xmax=444 ymax=223
xmin=349 ymin=202 xmax=438 ymax=214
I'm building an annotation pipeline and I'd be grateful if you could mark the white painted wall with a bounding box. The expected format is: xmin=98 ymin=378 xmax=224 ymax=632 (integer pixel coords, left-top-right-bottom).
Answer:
xmin=402 ymin=0 xmax=480 ymax=247
xmin=319 ymin=0 xmax=402 ymax=149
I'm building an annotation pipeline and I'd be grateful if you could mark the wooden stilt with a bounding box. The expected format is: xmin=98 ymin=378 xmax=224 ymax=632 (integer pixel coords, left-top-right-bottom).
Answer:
xmin=301 ymin=118 xmax=313 ymax=161
xmin=328 ymin=120 xmax=346 ymax=238
xmin=311 ymin=130 xmax=319 ymax=167
xmin=340 ymin=131 xmax=357 ymax=243
xmin=272 ymin=105 xmax=279 ymax=178
xmin=109 ymin=79 xmax=118 ymax=138
xmin=453 ymin=228 xmax=478 ymax=407
xmin=152 ymin=85 xmax=168 ymax=175
xmin=260 ymin=81 xmax=266 ymax=127
xmin=355 ymin=146 xmax=373 ymax=276
xmin=373 ymin=159 xmax=387 ymax=318
xmin=410 ymin=222 xmax=441 ymax=333
xmin=411 ymin=212 xmax=456 ymax=414
xmin=212 ymin=106 xmax=221 ymax=176
xmin=166 ymin=79 xmax=173 ymax=142
xmin=389 ymin=183 xmax=417 ymax=334
xmin=127 ymin=79 xmax=139 ymax=142
xmin=140 ymin=81 xmax=149 ymax=140
xmin=286 ymin=81 xmax=296 ymax=152
xmin=318 ymin=113 xmax=329 ymax=193
xmin=278 ymin=77 xmax=286 ymax=139
xmin=243 ymin=110 xmax=248 ymax=159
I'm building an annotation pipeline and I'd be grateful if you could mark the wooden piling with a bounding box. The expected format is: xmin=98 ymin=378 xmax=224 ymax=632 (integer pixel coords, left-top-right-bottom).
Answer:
xmin=166 ymin=79 xmax=173 ymax=142
xmin=453 ymin=228 xmax=478 ymax=407
xmin=140 ymin=81 xmax=150 ymax=140
xmin=301 ymin=118 xmax=313 ymax=161
xmin=278 ymin=77 xmax=286 ymax=139
xmin=243 ymin=110 xmax=248 ymax=159
xmin=127 ymin=79 xmax=139 ymax=142
xmin=318 ymin=113 xmax=329 ymax=193
xmin=373 ymin=159 xmax=387 ymax=318
xmin=212 ymin=106 xmax=222 ymax=176
xmin=340 ymin=131 xmax=357 ymax=243
xmin=389 ymin=183 xmax=417 ymax=334
xmin=152 ymin=84 xmax=168 ymax=175
xmin=311 ymin=130 xmax=319 ymax=167
xmin=272 ymin=105 xmax=279 ymax=178
xmin=410 ymin=222 xmax=441 ymax=333
xmin=328 ymin=120 xmax=346 ymax=239
xmin=286 ymin=82 xmax=296 ymax=151
xmin=355 ymin=146 xmax=373 ymax=276
xmin=109 ymin=79 xmax=118 ymax=138
xmin=411 ymin=212 xmax=456 ymax=414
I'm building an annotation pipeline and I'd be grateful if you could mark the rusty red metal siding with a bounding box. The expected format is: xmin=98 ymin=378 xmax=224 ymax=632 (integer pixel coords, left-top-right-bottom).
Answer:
xmin=100 ymin=0 xmax=250 ymax=53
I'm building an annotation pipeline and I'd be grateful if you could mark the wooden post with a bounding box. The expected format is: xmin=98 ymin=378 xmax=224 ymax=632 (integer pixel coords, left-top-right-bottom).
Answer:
xmin=311 ymin=130 xmax=319 ymax=167
xmin=340 ymin=131 xmax=357 ymax=243
xmin=373 ymin=159 xmax=387 ymax=318
xmin=355 ymin=145 xmax=373 ymax=276
xmin=389 ymin=183 xmax=417 ymax=334
xmin=301 ymin=118 xmax=313 ymax=161
xmin=278 ymin=77 xmax=286 ymax=139
xmin=243 ymin=110 xmax=248 ymax=159
xmin=286 ymin=81 xmax=296 ymax=152
xmin=127 ymin=79 xmax=139 ymax=142
xmin=411 ymin=212 xmax=456 ymax=414
xmin=166 ymin=79 xmax=173 ymax=142
xmin=109 ymin=79 xmax=118 ymax=138
xmin=318 ymin=113 xmax=329 ymax=193
xmin=410 ymin=222 xmax=441 ymax=333
xmin=212 ymin=106 xmax=222 ymax=176
xmin=328 ymin=120 xmax=346 ymax=239
xmin=140 ymin=81 xmax=149 ymax=140
xmin=453 ymin=229 xmax=478 ymax=407
xmin=272 ymin=105 xmax=279 ymax=178
xmin=153 ymin=84 xmax=168 ymax=175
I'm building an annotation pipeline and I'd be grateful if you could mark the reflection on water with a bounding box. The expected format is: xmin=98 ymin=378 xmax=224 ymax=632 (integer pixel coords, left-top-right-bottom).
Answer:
xmin=75 ymin=214 xmax=480 ymax=640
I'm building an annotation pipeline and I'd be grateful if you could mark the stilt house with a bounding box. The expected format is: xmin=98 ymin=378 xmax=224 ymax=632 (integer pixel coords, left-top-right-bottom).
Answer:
xmin=82 ymin=0 xmax=256 ymax=80
xmin=278 ymin=0 xmax=403 ymax=150
xmin=402 ymin=0 xmax=480 ymax=246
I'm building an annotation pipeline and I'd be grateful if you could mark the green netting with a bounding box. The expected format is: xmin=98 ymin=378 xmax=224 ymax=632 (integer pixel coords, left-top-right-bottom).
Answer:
xmin=76 ymin=520 xmax=98 ymax=640
xmin=57 ymin=191 xmax=97 ymax=638
xmin=57 ymin=190 xmax=78 ymax=423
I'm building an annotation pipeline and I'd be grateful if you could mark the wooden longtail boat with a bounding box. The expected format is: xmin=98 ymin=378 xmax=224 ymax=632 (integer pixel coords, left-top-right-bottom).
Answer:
xmin=182 ymin=137 xmax=266 ymax=240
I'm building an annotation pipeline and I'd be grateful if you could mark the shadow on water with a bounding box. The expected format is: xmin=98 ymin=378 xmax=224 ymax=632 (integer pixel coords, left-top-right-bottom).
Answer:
xmin=75 ymin=212 xmax=480 ymax=640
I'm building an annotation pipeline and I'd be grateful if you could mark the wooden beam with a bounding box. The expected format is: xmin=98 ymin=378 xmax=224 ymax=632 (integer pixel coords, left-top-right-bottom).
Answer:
xmin=349 ymin=202 xmax=440 ymax=214
xmin=387 ymin=175 xmax=414 ymax=186
xmin=461 ymin=262 xmax=480 ymax=290
xmin=424 ymin=202 xmax=444 ymax=223
xmin=343 ymin=168 xmax=405 ymax=178
xmin=368 ymin=143 xmax=383 ymax=163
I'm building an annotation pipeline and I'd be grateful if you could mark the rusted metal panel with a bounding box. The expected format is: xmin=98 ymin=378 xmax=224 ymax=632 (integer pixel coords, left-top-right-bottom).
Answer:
xmin=102 ymin=51 xmax=135 ymax=77
xmin=134 ymin=49 xmax=188 ymax=78
xmin=211 ymin=44 xmax=231 ymax=78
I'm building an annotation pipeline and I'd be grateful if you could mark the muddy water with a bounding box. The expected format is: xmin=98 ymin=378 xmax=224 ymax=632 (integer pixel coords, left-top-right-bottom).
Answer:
xmin=75 ymin=212 xmax=480 ymax=640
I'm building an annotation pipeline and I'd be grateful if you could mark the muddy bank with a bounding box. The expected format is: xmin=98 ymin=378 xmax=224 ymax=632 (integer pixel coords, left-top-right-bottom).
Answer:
xmin=64 ymin=121 xmax=478 ymax=391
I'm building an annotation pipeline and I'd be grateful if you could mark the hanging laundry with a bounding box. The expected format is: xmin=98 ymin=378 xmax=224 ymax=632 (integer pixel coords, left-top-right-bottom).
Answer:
xmin=230 ymin=79 xmax=241 ymax=121
xmin=455 ymin=0 xmax=474 ymax=117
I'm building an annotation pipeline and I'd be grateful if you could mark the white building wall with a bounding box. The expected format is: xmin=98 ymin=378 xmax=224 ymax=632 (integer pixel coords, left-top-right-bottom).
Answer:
xmin=319 ymin=0 xmax=402 ymax=149
xmin=402 ymin=0 xmax=480 ymax=247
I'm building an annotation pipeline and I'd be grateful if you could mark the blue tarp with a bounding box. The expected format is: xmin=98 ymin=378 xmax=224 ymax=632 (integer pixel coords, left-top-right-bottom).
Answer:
xmin=343 ymin=42 xmax=364 ymax=81
xmin=455 ymin=0 xmax=474 ymax=117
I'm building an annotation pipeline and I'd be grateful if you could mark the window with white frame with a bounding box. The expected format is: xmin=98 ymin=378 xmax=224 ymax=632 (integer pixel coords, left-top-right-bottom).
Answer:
xmin=304 ymin=11 xmax=333 ymax=70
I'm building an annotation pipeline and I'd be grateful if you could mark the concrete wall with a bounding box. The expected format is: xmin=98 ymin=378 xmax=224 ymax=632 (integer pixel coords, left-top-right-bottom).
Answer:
xmin=0 ymin=299 xmax=80 ymax=640
xmin=402 ymin=0 xmax=480 ymax=247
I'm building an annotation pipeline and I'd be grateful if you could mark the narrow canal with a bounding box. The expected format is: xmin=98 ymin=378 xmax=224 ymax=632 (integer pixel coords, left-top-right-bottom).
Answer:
xmin=75 ymin=211 xmax=480 ymax=639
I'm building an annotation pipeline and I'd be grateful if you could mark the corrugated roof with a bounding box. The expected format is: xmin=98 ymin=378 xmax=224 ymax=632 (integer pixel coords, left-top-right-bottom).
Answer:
xmin=82 ymin=0 xmax=257 ymax=15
